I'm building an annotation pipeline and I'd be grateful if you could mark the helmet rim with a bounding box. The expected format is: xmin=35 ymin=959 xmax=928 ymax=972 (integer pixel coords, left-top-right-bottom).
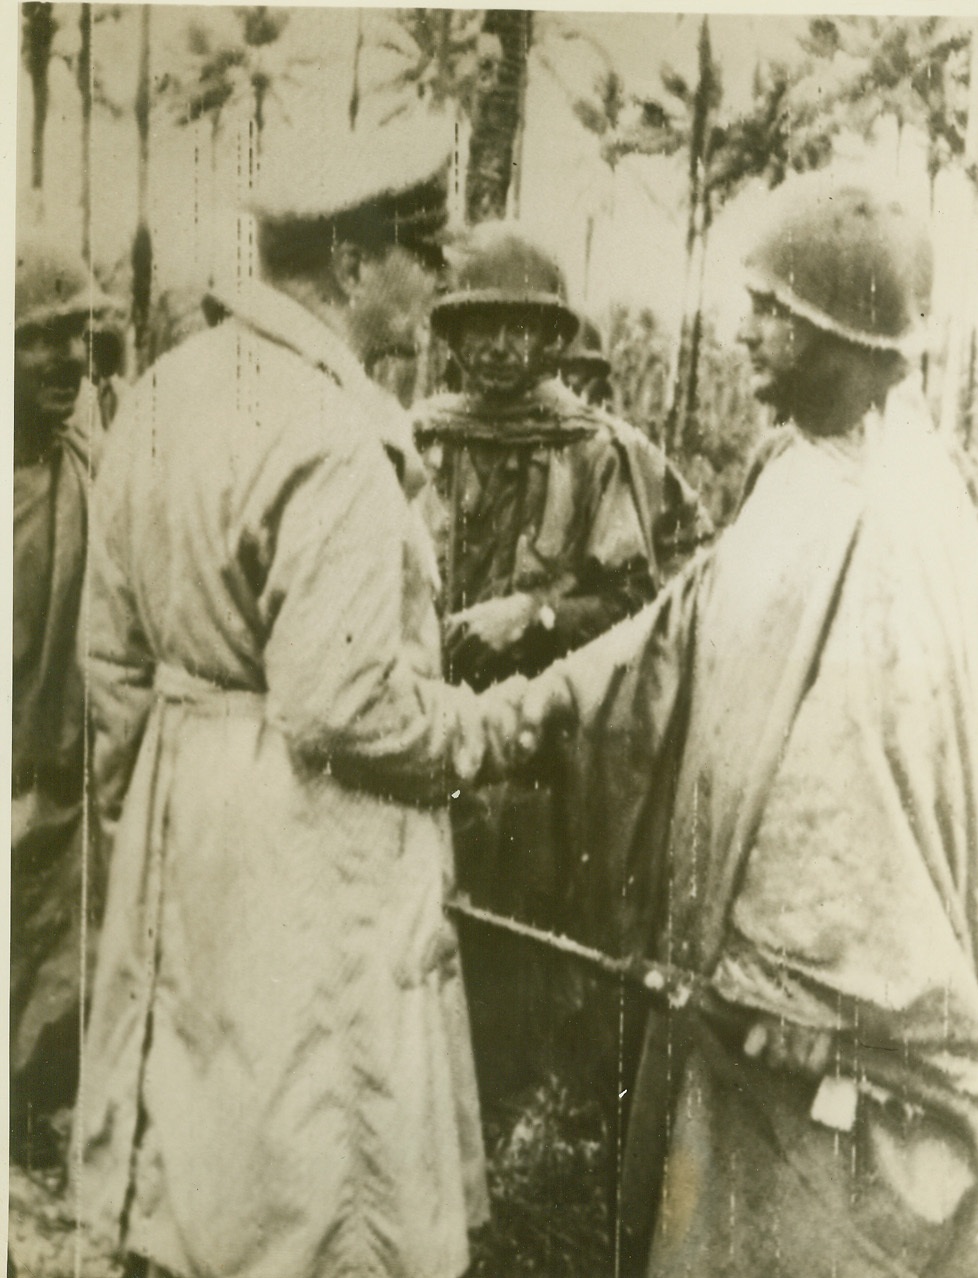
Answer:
xmin=741 ymin=177 xmax=933 ymax=358
xmin=431 ymin=289 xmax=579 ymax=343
xmin=744 ymin=266 xmax=929 ymax=355
xmin=16 ymin=290 xmax=121 ymax=334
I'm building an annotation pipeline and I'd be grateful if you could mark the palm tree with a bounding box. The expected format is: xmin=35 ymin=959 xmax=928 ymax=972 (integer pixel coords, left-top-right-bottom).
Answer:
xmin=571 ymin=68 xmax=682 ymax=302
xmin=237 ymin=6 xmax=291 ymax=154
xmin=798 ymin=17 xmax=972 ymax=198
xmin=167 ymin=6 xmax=291 ymax=176
xmin=938 ymin=21 xmax=978 ymax=442
xmin=574 ymin=18 xmax=721 ymax=453
xmin=657 ymin=19 xmax=722 ymax=452
xmin=368 ymin=8 xmax=484 ymax=119
xmin=379 ymin=9 xmax=618 ymax=227
xmin=76 ymin=5 xmax=128 ymax=265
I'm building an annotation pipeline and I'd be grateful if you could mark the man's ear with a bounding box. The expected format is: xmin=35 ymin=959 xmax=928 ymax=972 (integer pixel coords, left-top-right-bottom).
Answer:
xmin=331 ymin=240 xmax=362 ymax=302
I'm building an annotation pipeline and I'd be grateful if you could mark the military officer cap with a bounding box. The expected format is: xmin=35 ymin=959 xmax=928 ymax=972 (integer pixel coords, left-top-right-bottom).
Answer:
xmin=744 ymin=173 xmax=933 ymax=354
xmin=251 ymin=91 xmax=453 ymax=271
xmin=431 ymin=223 xmax=579 ymax=343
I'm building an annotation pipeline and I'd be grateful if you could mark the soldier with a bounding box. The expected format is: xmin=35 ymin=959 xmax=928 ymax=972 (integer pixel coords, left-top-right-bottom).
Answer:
xmin=559 ymin=315 xmax=614 ymax=408
xmin=412 ymin=224 xmax=709 ymax=1102
xmin=11 ymin=234 xmax=120 ymax=1169
xmin=521 ymin=177 xmax=978 ymax=1277
xmin=559 ymin=313 xmax=710 ymax=576
xmin=74 ymin=117 xmax=538 ymax=1278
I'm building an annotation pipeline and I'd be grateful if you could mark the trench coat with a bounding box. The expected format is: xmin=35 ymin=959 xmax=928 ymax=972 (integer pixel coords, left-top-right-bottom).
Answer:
xmin=546 ymin=376 xmax=978 ymax=1276
xmin=74 ymin=281 xmax=528 ymax=1278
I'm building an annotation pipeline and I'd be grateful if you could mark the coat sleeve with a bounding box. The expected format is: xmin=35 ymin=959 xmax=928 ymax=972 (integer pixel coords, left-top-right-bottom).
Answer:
xmin=260 ymin=432 xmax=529 ymax=803
xmin=532 ymin=551 xmax=710 ymax=954
xmin=83 ymin=419 xmax=156 ymax=837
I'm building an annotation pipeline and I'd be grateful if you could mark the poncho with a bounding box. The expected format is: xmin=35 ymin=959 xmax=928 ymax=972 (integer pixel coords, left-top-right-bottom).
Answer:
xmin=546 ymin=376 xmax=978 ymax=1276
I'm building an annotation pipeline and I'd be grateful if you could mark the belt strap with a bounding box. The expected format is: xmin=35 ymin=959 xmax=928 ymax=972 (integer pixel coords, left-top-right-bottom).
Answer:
xmin=153 ymin=663 xmax=265 ymax=715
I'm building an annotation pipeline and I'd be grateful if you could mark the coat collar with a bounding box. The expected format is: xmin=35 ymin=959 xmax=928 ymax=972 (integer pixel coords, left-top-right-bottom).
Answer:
xmin=206 ymin=277 xmax=427 ymax=498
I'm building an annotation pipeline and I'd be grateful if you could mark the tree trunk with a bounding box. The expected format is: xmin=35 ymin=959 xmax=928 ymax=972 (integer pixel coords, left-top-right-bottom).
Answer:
xmin=465 ymin=10 xmax=532 ymax=224
xmin=23 ymin=2 xmax=56 ymax=207
xmin=668 ymin=210 xmax=710 ymax=455
xmin=252 ymin=76 xmax=269 ymax=165
xmin=666 ymin=16 xmax=716 ymax=455
xmin=583 ymin=213 xmax=595 ymax=303
xmin=79 ymin=4 xmax=93 ymax=263
xmin=348 ymin=8 xmax=364 ymax=128
xmin=939 ymin=19 xmax=978 ymax=439
xmin=133 ymin=6 xmax=153 ymax=372
xmin=507 ymin=15 xmax=532 ymax=219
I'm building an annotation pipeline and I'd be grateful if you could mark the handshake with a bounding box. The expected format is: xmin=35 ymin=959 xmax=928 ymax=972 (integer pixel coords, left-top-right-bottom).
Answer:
xmin=512 ymin=666 xmax=576 ymax=762
xmin=453 ymin=660 xmax=578 ymax=789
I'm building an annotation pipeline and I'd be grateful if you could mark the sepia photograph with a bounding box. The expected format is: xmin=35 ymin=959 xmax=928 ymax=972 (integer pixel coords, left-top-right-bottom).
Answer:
xmin=7 ymin=4 xmax=978 ymax=1276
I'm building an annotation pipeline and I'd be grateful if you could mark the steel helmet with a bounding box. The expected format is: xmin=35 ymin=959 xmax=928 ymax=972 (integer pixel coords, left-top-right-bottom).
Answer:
xmin=561 ymin=317 xmax=611 ymax=377
xmin=16 ymin=232 xmax=118 ymax=332
xmin=743 ymin=175 xmax=933 ymax=353
xmin=431 ymin=223 xmax=579 ymax=343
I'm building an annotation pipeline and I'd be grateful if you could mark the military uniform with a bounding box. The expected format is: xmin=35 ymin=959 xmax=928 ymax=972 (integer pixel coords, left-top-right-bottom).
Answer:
xmin=413 ymin=229 xmax=709 ymax=1100
xmin=11 ymin=239 xmax=119 ymax=1164
xmin=415 ymin=377 xmax=681 ymax=686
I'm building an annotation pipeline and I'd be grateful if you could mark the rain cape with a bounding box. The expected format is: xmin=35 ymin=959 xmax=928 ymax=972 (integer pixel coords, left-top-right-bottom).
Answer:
xmin=550 ymin=377 xmax=978 ymax=1276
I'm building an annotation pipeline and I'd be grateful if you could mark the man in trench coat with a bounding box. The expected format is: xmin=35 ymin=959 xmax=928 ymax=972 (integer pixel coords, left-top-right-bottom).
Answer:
xmin=74 ymin=115 xmax=533 ymax=1278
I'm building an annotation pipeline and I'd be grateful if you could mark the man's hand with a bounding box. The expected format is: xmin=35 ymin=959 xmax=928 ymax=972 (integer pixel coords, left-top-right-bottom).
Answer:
xmin=464 ymin=666 xmax=577 ymax=784
xmin=446 ymin=593 xmax=540 ymax=656
xmin=512 ymin=668 xmax=576 ymax=763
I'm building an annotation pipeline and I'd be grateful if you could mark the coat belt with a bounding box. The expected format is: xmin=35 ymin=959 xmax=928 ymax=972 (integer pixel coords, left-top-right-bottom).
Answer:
xmin=153 ymin=662 xmax=265 ymax=716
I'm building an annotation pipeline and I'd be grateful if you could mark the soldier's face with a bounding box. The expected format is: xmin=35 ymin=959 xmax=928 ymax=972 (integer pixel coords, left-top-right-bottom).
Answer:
xmin=738 ymin=292 xmax=818 ymax=419
xmin=561 ymin=360 xmax=611 ymax=407
xmin=452 ymin=308 xmax=556 ymax=399
xmin=15 ymin=312 xmax=88 ymax=427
